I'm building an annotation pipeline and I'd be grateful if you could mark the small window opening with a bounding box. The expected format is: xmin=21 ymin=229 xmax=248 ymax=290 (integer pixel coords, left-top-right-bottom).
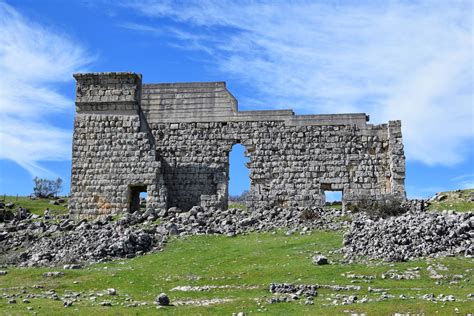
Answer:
xmin=324 ymin=190 xmax=342 ymax=209
xmin=129 ymin=185 xmax=147 ymax=212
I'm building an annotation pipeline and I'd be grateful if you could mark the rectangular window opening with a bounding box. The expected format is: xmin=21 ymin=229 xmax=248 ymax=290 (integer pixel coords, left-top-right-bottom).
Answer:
xmin=324 ymin=190 xmax=343 ymax=209
xmin=129 ymin=185 xmax=147 ymax=212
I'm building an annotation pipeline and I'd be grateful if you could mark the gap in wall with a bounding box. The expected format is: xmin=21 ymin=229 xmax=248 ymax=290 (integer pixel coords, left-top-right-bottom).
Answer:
xmin=228 ymin=144 xmax=250 ymax=207
xmin=139 ymin=191 xmax=148 ymax=211
xmin=324 ymin=190 xmax=342 ymax=209
xmin=129 ymin=185 xmax=147 ymax=212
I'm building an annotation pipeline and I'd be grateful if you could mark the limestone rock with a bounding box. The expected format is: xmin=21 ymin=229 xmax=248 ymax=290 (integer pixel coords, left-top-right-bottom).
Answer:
xmin=312 ymin=255 xmax=328 ymax=265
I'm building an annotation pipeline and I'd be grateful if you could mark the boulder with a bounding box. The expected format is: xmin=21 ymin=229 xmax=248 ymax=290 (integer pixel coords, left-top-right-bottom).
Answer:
xmin=156 ymin=293 xmax=170 ymax=306
xmin=312 ymin=255 xmax=328 ymax=265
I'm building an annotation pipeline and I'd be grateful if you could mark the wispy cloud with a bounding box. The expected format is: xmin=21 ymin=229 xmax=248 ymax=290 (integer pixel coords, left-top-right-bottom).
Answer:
xmin=0 ymin=2 xmax=92 ymax=177
xmin=122 ymin=0 xmax=473 ymax=166
xmin=451 ymin=174 xmax=474 ymax=189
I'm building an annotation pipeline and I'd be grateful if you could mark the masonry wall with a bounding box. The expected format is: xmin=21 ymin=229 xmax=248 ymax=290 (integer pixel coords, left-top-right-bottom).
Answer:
xmin=152 ymin=120 xmax=405 ymax=211
xmin=69 ymin=73 xmax=166 ymax=218
xmin=70 ymin=72 xmax=406 ymax=216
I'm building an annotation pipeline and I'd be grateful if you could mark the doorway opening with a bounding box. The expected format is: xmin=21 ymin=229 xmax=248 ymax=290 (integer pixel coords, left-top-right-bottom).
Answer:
xmin=228 ymin=144 xmax=250 ymax=208
xmin=129 ymin=185 xmax=147 ymax=212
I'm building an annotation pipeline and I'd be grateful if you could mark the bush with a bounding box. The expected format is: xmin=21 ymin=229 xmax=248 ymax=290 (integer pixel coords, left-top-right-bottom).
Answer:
xmin=33 ymin=177 xmax=63 ymax=198
xmin=299 ymin=208 xmax=320 ymax=221
xmin=346 ymin=195 xmax=407 ymax=218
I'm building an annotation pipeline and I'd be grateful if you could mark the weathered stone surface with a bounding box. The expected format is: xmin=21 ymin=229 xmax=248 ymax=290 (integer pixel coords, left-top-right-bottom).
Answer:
xmin=0 ymin=211 xmax=164 ymax=267
xmin=43 ymin=272 xmax=64 ymax=278
xmin=269 ymin=283 xmax=318 ymax=298
xmin=0 ymin=205 xmax=352 ymax=266
xmin=312 ymin=255 xmax=328 ymax=265
xmin=343 ymin=210 xmax=474 ymax=261
xmin=70 ymin=72 xmax=406 ymax=217
xmin=1 ymin=203 xmax=471 ymax=266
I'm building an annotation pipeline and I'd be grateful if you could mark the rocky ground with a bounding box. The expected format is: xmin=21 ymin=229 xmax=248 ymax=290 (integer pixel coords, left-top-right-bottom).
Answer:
xmin=0 ymin=205 xmax=351 ymax=267
xmin=1 ymin=195 xmax=473 ymax=267
xmin=342 ymin=210 xmax=473 ymax=262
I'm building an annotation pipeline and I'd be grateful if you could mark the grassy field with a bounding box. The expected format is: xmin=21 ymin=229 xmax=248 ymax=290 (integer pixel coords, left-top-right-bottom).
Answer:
xmin=1 ymin=193 xmax=473 ymax=314
xmin=1 ymin=195 xmax=68 ymax=216
xmin=428 ymin=189 xmax=474 ymax=212
xmin=1 ymin=231 xmax=473 ymax=315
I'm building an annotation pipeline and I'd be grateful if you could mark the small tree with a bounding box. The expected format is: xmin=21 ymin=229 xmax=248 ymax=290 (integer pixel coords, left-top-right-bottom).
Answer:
xmin=33 ymin=177 xmax=63 ymax=198
xmin=230 ymin=190 xmax=249 ymax=202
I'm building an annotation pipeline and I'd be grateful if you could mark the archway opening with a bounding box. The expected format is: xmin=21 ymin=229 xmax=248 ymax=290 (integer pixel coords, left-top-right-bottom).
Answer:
xmin=228 ymin=144 xmax=250 ymax=208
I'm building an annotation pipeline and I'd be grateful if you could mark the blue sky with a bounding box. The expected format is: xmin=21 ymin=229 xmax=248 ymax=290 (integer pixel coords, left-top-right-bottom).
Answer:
xmin=0 ymin=0 xmax=473 ymax=199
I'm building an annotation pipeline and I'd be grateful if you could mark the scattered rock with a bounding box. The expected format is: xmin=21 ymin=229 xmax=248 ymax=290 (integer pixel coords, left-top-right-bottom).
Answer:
xmin=269 ymin=283 xmax=317 ymax=298
xmin=0 ymin=209 xmax=14 ymax=222
xmin=156 ymin=293 xmax=170 ymax=306
xmin=437 ymin=194 xmax=448 ymax=202
xmin=1 ymin=206 xmax=352 ymax=267
xmin=43 ymin=271 xmax=64 ymax=277
xmin=312 ymin=255 xmax=328 ymax=265
xmin=343 ymin=211 xmax=473 ymax=261
xmin=107 ymin=288 xmax=117 ymax=295
xmin=63 ymin=264 xmax=82 ymax=270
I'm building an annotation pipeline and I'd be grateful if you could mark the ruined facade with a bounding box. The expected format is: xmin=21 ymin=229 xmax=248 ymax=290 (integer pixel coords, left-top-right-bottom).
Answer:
xmin=69 ymin=72 xmax=406 ymax=217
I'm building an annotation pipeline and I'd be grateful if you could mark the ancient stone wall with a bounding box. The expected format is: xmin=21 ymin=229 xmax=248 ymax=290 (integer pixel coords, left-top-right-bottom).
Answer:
xmin=152 ymin=120 xmax=405 ymax=211
xmin=70 ymin=72 xmax=406 ymax=217
xmin=69 ymin=73 xmax=166 ymax=218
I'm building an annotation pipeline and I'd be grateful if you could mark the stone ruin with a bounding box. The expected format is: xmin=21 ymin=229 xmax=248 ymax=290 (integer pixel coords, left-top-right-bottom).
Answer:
xmin=69 ymin=72 xmax=406 ymax=217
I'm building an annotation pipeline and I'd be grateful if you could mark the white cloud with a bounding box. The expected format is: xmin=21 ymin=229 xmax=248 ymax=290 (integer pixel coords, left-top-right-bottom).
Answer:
xmin=124 ymin=0 xmax=473 ymax=166
xmin=0 ymin=2 xmax=92 ymax=176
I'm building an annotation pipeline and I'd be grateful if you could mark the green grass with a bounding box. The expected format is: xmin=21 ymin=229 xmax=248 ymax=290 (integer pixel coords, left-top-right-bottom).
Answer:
xmin=325 ymin=204 xmax=342 ymax=210
xmin=1 ymin=195 xmax=68 ymax=216
xmin=1 ymin=231 xmax=473 ymax=315
xmin=427 ymin=189 xmax=474 ymax=212
xmin=228 ymin=202 xmax=247 ymax=210
xmin=1 ymin=193 xmax=473 ymax=314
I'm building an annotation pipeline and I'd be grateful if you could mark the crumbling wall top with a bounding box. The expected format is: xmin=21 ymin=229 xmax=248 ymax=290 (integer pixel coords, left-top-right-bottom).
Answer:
xmin=73 ymin=72 xmax=374 ymax=127
xmin=74 ymin=72 xmax=142 ymax=113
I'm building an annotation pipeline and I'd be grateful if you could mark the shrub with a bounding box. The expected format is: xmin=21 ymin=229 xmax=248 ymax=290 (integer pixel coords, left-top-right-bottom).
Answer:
xmin=346 ymin=194 xmax=407 ymax=218
xmin=299 ymin=208 xmax=320 ymax=221
xmin=33 ymin=177 xmax=63 ymax=198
